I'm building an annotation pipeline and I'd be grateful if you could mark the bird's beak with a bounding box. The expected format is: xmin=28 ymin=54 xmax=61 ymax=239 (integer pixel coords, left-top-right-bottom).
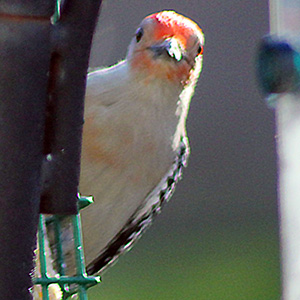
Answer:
xmin=149 ymin=38 xmax=184 ymax=62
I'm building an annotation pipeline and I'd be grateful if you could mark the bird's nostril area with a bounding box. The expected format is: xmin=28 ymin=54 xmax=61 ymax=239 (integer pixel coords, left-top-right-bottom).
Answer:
xmin=166 ymin=38 xmax=183 ymax=62
xmin=149 ymin=39 xmax=183 ymax=62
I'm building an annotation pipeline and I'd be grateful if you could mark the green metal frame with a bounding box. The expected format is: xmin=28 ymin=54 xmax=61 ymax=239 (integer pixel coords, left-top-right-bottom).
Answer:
xmin=34 ymin=197 xmax=100 ymax=299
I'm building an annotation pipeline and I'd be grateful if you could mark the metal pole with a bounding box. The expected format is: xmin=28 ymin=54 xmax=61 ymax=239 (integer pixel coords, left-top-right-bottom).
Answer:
xmin=40 ymin=0 xmax=103 ymax=214
xmin=258 ymin=0 xmax=300 ymax=299
xmin=0 ymin=2 xmax=53 ymax=298
xmin=270 ymin=0 xmax=300 ymax=297
xmin=0 ymin=0 xmax=103 ymax=297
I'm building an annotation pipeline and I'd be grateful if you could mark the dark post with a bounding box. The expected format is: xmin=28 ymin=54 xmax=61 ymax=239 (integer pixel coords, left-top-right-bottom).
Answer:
xmin=40 ymin=0 xmax=103 ymax=214
xmin=0 ymin=0 xmax=103 ymax=298
xmin=0 ymin=2 xmax=53 ymax=299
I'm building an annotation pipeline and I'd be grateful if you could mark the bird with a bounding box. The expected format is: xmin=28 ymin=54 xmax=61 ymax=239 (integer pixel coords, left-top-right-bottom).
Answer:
xmin=47 ymin=10 xmax=204 ymax=278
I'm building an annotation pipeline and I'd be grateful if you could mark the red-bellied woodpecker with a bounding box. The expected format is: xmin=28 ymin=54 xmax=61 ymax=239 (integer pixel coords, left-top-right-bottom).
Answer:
xmin=47 ymin=10 xmax=204 ymax=281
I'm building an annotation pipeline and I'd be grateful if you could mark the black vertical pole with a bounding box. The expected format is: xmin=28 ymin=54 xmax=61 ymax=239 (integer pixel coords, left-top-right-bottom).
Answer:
xmin=40 ymin=0 xmax=103 ymax=214
xmin=0 ymin=2 xmax=53 ymax=299
xmin=0 ymin=0 xmax=103 ymax=297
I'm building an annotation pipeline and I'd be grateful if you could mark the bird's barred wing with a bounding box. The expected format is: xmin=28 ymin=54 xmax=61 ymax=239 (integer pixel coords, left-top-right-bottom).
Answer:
xmin=86 ymin=136 xmax=189 ymax=275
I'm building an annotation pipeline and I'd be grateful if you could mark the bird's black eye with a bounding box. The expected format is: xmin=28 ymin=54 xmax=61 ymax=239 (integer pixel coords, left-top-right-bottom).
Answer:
xmin=135 ymin=27 xmax=144 ymax=43
xmin=197 ymin=45 xmax=203 ymax=55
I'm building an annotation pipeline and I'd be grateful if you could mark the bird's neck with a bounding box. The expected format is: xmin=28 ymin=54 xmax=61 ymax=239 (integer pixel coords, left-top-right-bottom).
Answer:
xmin=88 ymin=60 xmax=190 ymax=152
xmin=125 ymin=60 xmax=190 ymax=151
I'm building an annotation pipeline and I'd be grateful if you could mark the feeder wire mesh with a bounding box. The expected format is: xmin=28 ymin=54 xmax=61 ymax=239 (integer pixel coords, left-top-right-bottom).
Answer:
xmin=34 ymin=197 xmax=100 ymax=299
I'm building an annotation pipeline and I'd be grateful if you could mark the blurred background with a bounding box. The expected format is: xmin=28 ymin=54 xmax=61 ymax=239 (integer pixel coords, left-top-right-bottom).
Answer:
xmin=87 ymin=1 xmax=280 ymax=299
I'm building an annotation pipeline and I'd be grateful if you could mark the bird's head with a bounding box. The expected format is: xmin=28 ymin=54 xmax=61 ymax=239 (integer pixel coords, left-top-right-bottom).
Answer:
xmin=126 ymin=11 xmax=204 ymax=87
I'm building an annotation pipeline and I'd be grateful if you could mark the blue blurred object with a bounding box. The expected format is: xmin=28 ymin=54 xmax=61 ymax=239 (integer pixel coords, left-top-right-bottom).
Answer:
xmin=257 ymin=35 xmax=300 ymax=101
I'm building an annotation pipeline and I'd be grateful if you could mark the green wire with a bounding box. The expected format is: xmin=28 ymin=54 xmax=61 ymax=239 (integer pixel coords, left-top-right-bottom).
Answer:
xmin=38 ymin=215 xmax=50 ymax=300
xmin=72 ymin=213 xmax=88 ymax=300
xmin=51 ymin=0 xmax=62 ymax=24
xmin=34 ymin=196 xmax=100 ymax=299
